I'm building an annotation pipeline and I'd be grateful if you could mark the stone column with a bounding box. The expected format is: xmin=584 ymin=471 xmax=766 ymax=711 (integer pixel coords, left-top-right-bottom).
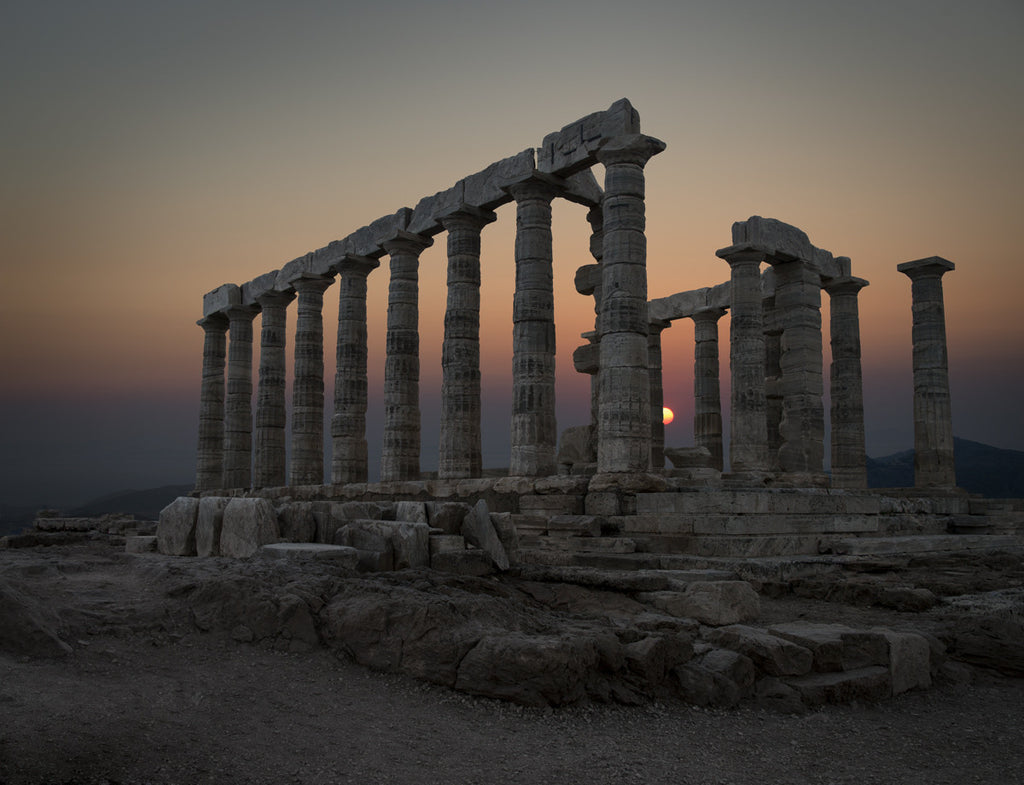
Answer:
xmin=825 ymin=275 xmax=869 ymax=489
xmin=762 ymin=285 xmax=784 ymax=471
xmin=898 ymin=256 xmax=956 ymax=487
xmin=508 ymin=177 xmax=561 ymax=477
xmin=771 ymin=258 xmax=825 ymax=474
xmin=380 ymin=232 xmax=433 ymax=483
xmin=195 ymin=314 xmax=229 ymax=491
xmin=251 ymin=291 xmax=293 ymax=489
xmin=331 ymin=256 xmax=379 ymax=485
xmin=716 ymin=245 xmax=769 ymax=473
xmin=223 ymin=304 xmax=259 ymax=489
xmin=581 ymin=204 xmax=604 ymax=439
xmin=648 ymin=319 xmax=670 ymax=470
xmin=691 ymin=307 xmax=727 ymax=472
xmin=289 ymin=274 xmax=334 ymax=486
xmin=438 ymin=207 xmax=497 ymax=479
xmin=594 ymin=134 xmax=666 ymax=474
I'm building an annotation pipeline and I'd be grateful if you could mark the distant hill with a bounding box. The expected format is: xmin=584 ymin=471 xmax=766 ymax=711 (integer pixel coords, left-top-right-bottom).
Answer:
xmin=868 ymin=438 xmax=1024 ymax=497
xmin=68 ymin=484 xmax=193 ymax=520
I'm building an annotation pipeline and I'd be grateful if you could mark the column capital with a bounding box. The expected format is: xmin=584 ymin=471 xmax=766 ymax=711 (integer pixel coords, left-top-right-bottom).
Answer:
xmin=197 ymin=313 xmax=229 ymax=331
xmin=382 ymin=230 xmax=433 ymax=257
xmin=503 ymin=172 xmax=565 ymax=203
xmin=595 ymin=134 xmax=667 ymax=168
xmin=715 ymin=243 xmax=766 ymax=266
xmin=648 ymin=317 xmax=671 ymax=336
xmin=690 ymin=306 xmax=728 ymax=324
xmin=255 ymin=290 xmax=296 ymax=310
xmin=333 ymin=253 xmax=380 ymax=277
xmin=438 ymin=205 xmax=498 ymax=232
xmin=224 ymin=303 xmax=259 ymax=321
xmin=824 ymin=276 xmax=869 ymax=297
xmin=291 ymin=273 xmax=335 ymax=295
xmin=897 ymin=256 xmax=955 ymax=280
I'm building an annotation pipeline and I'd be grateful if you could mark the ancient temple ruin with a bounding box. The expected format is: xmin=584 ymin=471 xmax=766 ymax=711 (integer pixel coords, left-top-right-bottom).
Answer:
xmin=180 ymin=99 xmax=1009 ymax=564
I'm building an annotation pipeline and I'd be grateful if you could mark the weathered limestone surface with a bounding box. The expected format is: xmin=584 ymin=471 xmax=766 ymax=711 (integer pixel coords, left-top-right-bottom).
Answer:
xmin=253 ymin=290 xmax=293 ymax=488
xmin=898 ymin=256 xmax=956 ymax=487
xmin=639 ymin=582 xmax=760 ymax=626
xmin=826 ymin=273 xmax=869 ymax=488
xmin=461 ymin=500 xmax=509 ymax=570
xmin=438 ymin=207 xmax=496 ymax=479
xmin=223 ymin=304 xmax=258 ymax=489
xmin=220 ymin=498 xmax=279 ymax=559
xmin=157 ymin=497 xmax=200 ymax=556
xmin=195 ymin=496 xmax=230 ymax=557
xmin=381 ymin=232 xmax=433 ymax=482
xmin=594 ymin=134 xmax=666 ymax=474
xmin=195 ymin=314 xmax=228 ymax=491
xmin=331 ymin=256 xmax=379 ymax=485
xmin=691 ymin=307 xmax=726 ymax=471
xmin=335 ymin=519 xmax=430 ymax=570
xmin=289 ymin=274 xmax=334 ymax=486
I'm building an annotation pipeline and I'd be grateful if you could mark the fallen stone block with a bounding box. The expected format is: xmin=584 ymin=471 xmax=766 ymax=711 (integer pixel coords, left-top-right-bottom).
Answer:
xmin=335 ymin=519 xmax=430 ymax=570
xmin=707 ymin=625 xmax=814 ymax=677
xmin=489 ymin=512 xmax=521 ymax=564
xmin=785 ymin=666 xmax=891 ymax=705
xmin=881 ymin=630 xmax=932 ymax=694
xmin=394 ymin=501 xmax=428 ymax=523
xmin=157 ymin=497 xmax=200 ymax=556
xmin=638 ymin=581 xmax=760 ymax=626
xmin=461 ymin=500 xmax=509 ymax=570
xmin=427 ymin=502 xmax=471 ymax=534
xmin=196 ymin=496 xmax=230 ymax=557
xmin=124 ymin=535 xmax=158 ymax=554
xmin=276 ymin=502 xmax=317 ymax=543
xmin=259 ymin=543 xmax=360 ymax=569
xmin=220 ymin=498 xmax=279 ymax=558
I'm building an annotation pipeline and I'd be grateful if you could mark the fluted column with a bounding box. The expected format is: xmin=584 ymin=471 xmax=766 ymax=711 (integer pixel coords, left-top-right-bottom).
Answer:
xmin=253 ymin=291 xmax=294 ymax=488
xmin=898 ymin=256 xmax=956 ymax=487
xmin=691 ymin=307 xmax=726 ymax=472
xmin=223 ymin=304 xmax=259 ymax=489
xmin=772 ymin=258 xmax=825 ymax=474
xmin=594 ymin=134 xmax=666 ymax=474
xmin=716 ymin=245 xmax=768 ymax=473
xmin=380 ymin=232 xmax=433 ymax=483
xmin=331 ymin=256 xmax=379 ymax=485
xmin=762 ymin=284 xmax=783 ymax=471
xmin=583 ymin=206 xmax=604 ymax=437
xmin=648 ymin=319 xmax=670 ymax=470
xmin=195 ymin=314 xmax=229 ymax=491
xmin=438 ymin=207 xmax=497 ymax=479
xmin=508 ymin=177 xmax=561 ymax=477
xmin=825 ymin=275 xmax=869 ymax=488
xmin=289 ymin=274 xmax=334 ymax=486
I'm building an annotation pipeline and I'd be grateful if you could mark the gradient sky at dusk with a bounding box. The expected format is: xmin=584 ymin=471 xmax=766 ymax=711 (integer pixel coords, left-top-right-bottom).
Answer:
xmin=2 ymin=1 xmax=1023 ymax=507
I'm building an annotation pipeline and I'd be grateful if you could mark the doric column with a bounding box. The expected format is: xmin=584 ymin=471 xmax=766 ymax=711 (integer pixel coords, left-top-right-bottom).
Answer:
xmin=380 ymin=231 xmax=433 ymax=483
xmin=252 ymin=290 xmax=294 ymax=488
xmin=195 ymin=314 xmax=229 ymax=491
xmin=898 ymin=256 xmax=956 ymax=487
xmin=691 ymin=307 xmax=727 ymax=472
xmin=716 ymin=244 xmax=769 ymax=473
xmin=331 ymin=255 xmax=379 ymax=485
xmin=825 ymin=275 xmax=869 ymax=488
xmin=594 ymin=134 xmax=666 ymax=474
xmin=771 ymin=257 xmax=825 ymax=474
xmin=223 ymin=304 xmax=259 ymax=489
xmin=762 ymin=286 xmax=784 ymax=471
xmin=438 ymin=207 xmax=497 ymax=479
xmin=289 ymin=274 xmax=334 ymax=486
xmin=508 ymin=177 xmax=561 ymax=477
xmin=648 ymin=319 xmax=670 ymax=470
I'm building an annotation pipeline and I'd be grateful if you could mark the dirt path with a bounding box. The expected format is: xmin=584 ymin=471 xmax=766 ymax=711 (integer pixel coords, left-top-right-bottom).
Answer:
xmin=2 ymin=632 xmax=1022 ymax=785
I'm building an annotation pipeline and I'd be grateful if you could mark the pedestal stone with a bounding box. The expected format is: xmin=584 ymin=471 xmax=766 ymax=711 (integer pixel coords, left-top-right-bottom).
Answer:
xmin=825 ymin=274 xmax=869 ymax=488
xmin=195 ymin=314 xmax=228 ymax=491
xmin=289 ymin=274 xmax=334 ymax=486
xmin=898 ymin=256 xmax=956 ymax=487
xmin=253 ymin=290 xmax=294 ymax=488
xmin=223 ymin=304 xmax=259 ymax=489
xmin=691 ymin=307 xmax=727 ymax=472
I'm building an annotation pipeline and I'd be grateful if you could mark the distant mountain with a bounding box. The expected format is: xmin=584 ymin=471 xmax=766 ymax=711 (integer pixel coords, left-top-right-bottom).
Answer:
xmin=868 ymin=438 xmax=1024 ymax=498
xmin=68 ymin=484 xmax=193 ymax=521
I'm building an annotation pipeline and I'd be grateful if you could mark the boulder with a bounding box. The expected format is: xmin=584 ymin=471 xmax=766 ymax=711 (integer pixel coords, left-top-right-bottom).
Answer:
xmin=195 ymin=496 xmax=230 ymax=557
xmin=157 ymin=497 xmax=200 ymax=556
xmin=461 ymin=500 xmax=509 ymax=570
xmin=220 ymin=498 xmax=279 ymax=558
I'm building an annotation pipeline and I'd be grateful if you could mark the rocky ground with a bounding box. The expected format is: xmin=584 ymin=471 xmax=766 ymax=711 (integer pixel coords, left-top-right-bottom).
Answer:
xmin=1 ymin=536 xmax=1023 ymax=785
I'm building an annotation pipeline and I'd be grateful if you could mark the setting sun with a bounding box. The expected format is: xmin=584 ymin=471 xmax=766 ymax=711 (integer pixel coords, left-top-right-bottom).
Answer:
xmin=662 ymin=406 xmax=675 ymax=425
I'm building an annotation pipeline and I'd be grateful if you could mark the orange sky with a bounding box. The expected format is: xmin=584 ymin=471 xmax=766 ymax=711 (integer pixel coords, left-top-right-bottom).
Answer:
xmin=2 ymin=1 xmax=1022 ymax=506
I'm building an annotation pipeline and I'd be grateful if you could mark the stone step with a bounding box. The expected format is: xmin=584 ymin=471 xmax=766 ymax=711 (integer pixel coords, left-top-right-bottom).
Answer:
xmin=534 ymin=536 xmax=637 ymax=553
xmin=622 ymin=513 xmax=881 ymax=536
xmin=635 ymin=490 xmax=970 ymax=516
xmin=827 ymin=534 xmax=1024 ymax=556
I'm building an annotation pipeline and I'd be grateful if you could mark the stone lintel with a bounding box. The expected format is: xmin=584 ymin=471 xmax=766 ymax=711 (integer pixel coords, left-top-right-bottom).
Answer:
xmin=203 ymin=283 xmax=241 ymax=317
xmin=575 ymin=263 xmax=603 ymax=295
xmin=537 ymin=98 xmax=641 ymax=176
xmin=332 ymin=253 xmax=381 ymax=277
xmin=732 ymin=216 xmax=812 ymax=262
xmin=408 ymin=187 xmax=462 ymax=236
xmin=240 ymin=270 xmax=281 ymax=307
xmin=562 ymin=170 xmax=603 ymax=208
xmin=465 ymin=149 xmax=537 ymax=210
xmin=276 ymin=253 xmax=326 ymax=289
xmin=897 ymin=256 xmax=955 ymax=278
xmin=649 ymin=281 xmax=731 ymax=322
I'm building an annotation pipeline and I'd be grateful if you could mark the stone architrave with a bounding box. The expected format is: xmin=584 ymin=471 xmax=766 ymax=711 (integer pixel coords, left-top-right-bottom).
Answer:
xmin=223 ymin=304 xmax=259 ymax=489
xmin=380 ymin=231 xmax=433 ymax=483
xmin=771 ymin=257 xmax=825 ymax=474
xmin=507 ymin=176 xmax=562 ymax=477
xmin=690 ymin=307 xmax=727 ymax=472
xmin=253 ymin=290 xmax=294 ymax=488
xmin=195 ymin=314 xmax=229 ymax=491
xmin=331 ymin=255 xmax=380 ymax=485
xmin=716 ymin=244 xmax=768 ymax=473
xmin=897 ymin=257 xmax=956 ymax=487
xmin=593 ymin=134 xmax=666 ymax=474
xmin=647 ymin=319 xmax=670 ymax=470
xmin=825 ymin=274 xmax=869 ymax=488
xmin=437 ymin=207 xmax=497 ymax=479
xmin=289 ymin=274 xmax=334 ymax=486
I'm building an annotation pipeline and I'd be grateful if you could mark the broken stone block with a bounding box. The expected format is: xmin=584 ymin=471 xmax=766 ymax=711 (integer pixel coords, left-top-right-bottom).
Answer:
xmin=784 ymin=666 xmax=891 ymax=705
xmin=276 ymin=502 xmax=316 ymax=543
xmin=881 ymin=630 xmax=932 ymax=694
xmin=707 ymin=625 xmax=814 ymax=677
xmin=489 ymin=513 xmax=520 ymax=564
xmin=220 ymin=498 xmax=279 ymax=558
xmin=639 ymin=582 xmax=760 ymax=626
xmin=196 ymin=496 xmax=230 ymax=557
xmin=157 ymin=497 xmax=199 ymax=556
xmin=124 ymin=535 xmax=157 ymax=554
xmin=460 ymin=500 xmax=509 ymax=570
xmin=426 ymin=502 xmax=471 ymax=534
xmin=259 ymin=543 xmax=360 ymax=569
xmin=335 ymin=519 xmax=430 ymax=570
xmin=394 ymin=501 xmax=428 ymax=523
